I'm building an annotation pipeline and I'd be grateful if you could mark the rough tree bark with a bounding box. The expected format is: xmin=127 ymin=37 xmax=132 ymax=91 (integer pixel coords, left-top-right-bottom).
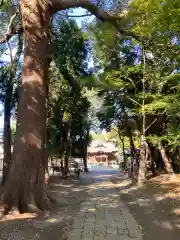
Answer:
xmin=159 ymin=143 xmax=174 ymax=174
xmin=2 ymin=34 xmax=22 ymax=186
xmin=1 ymin=0 xmax=132 ymax=213
xmin=2 ymin=1 xmax=51 ymax=212
xmin=137 ymin=136 xmax=147 ymax=185
xmin=44 ymin=61 xmax=51 ymax=185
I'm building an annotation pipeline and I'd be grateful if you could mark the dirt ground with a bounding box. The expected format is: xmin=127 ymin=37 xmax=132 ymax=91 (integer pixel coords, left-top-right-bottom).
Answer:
xmin=0 ymin=173 xmax=91 ymax=240
xmin=111 ymin=173 xmax=180 ymax=240
xmin=0 ymin=171 xmax=180 ymax=240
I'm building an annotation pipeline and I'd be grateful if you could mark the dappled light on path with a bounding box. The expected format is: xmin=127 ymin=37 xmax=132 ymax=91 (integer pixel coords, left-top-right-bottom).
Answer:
xmin=113 ymin=173 xmax=180 ymax=240
xmin=67 ymin=170 xmax=142 ymax=240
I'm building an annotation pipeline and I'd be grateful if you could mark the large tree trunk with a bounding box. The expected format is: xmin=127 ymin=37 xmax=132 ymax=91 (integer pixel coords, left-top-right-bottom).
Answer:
xmin=2 ymin=1 xmax=51 ymax=213
xmin=44 ymin=62 xmax=51 ymax=185
xmin=159 ymin=143 xmax=174 ymax=174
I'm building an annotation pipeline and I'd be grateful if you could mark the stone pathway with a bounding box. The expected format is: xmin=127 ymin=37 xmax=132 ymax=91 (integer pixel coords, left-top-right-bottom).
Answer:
xmin=67 ymin=180 xmax=142 ymax=240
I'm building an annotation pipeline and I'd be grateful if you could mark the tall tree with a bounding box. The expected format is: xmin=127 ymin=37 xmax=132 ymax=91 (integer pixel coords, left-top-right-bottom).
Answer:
xmin=0 ymin=0 xmax=164 ymax=212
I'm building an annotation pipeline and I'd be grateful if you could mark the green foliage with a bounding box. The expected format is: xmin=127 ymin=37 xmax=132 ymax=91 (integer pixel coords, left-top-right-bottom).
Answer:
xmin=53 ymin=19 xmax=88 ymax=76
xmin=85 ymin=3 xmax=180 ymax=170
xmin=47 ymin=19 xmax=91 ymax=157
xmin=129 ymin=0 xmax=180 ymax=37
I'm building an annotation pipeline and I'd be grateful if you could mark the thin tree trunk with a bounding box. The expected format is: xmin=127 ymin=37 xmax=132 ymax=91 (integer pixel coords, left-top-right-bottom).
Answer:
xmin=83 ymin=144 xmax=88 ymax=172
xmin=159 ymin=143 xmax=174 ymax=174
xmin=137 ymin=135 xmax=147 ymax=185
xmin=128 ymin=132 xmax=137 ymax=178
xmin=117 ymin=127 xmax=126 ymax=170
xmin=64 ymin=120 xmax=71 ymax=178
xmin=2 ymin=1 xmax=51 ymax=213
xmin=64 ymin=150 xmax=69 ymax=179
xmin=137 ymin=50 xmax=147 ymax=185
xmin=147 ymin=143 xmax=158 ymax=176
xmin=60 ymin=159 xmax=64 ymax=178
xmin=2 ymin=34 xmax=22 ymax=186
xmin=121 ymin=138 xmax=125 ymax=167
xmin=83 ymin=129 xmax=89 ymax=172
xmin=2 ymin=80 xmax=13 ymax=186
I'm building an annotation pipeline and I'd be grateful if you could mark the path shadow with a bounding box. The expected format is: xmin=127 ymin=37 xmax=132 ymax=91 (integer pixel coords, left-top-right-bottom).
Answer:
xmin=113 ymin=174 xmax=180 ymax=240
xmin=0 ymin=174 xmax=91 ymax=240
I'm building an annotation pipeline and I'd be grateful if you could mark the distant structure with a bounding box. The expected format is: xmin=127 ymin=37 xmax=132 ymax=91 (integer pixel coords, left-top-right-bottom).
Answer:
xmin=87 ymin=140 xmax=118 ymax=165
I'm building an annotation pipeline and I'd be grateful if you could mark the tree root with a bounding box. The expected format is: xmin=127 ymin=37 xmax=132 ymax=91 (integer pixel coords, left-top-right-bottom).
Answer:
xmin=1 ymin=191 xmax=53 ymax=216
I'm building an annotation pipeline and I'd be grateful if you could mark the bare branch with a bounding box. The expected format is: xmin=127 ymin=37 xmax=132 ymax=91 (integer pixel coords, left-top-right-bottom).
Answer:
xmin=51 ymin=0 xmax=141 ymax=42
xmin=127 ymin=96 xmax=142 ymax=107
xmin=0 ymin=26 xmax=23 ymax=44
xmin=0 ymin=11 xmax=23 ymax=44
xmin=145 ymin=118 xmax=158 ymax=133
xmin=6 ymin=11 xmax=18 ymax=34
xmin=57 ymin=12 xmax=92 ymax=18
xmin=145 ymin=109 xmax=165 ymax=133
xmin=51 ymin=0 xmax=123 ymax=21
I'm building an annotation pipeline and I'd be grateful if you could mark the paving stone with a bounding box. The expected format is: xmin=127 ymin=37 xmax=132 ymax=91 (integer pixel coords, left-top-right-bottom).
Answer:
xmin=119 ymin=237 xmax=142 ymax=240
xmin=94 ymin=226 xmax=106 ymax=236
xmin=74 ymin=216 xmax=85 ymax=222
xmin=73 ymin=221 xmax=84 ymax=229
xmin=68 ymin=235 xmax=82 ymax=240
xmin=117 ymin=228 xmax=129 ymax=236
xmin=95 ymin=224 xmax=106 ymax=230
xmin=85 ymin=218 xmax=96 ymax=223
xmin=82 ymin=231 xmax=94 ymax=238
xmin=84 ymin=222 xmax=94 ymax=228
xmin=120 ymin=207 xmax=142 ymax=239
xmin=67 ymin=177 xmax=142 ymax=240
xmin=106 ymin=227 xmax=118 ymax=234
xmin=106 ymin=234 xmax=121 ymax=240
xmin=116 ymin=222 xmax=127 ymax=230
xmin=94 ymin=235 xmax=106 ymax=240
xmin=96 ymin=219 xmax=106 ymax=225
xmin=67 ymin=229 xmax=82 ymax=240
xmin=81 ymin=237 xmax=93 ymax=240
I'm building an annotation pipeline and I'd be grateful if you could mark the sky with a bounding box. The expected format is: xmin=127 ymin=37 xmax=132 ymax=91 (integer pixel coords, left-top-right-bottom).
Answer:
xmin=72 ymin=8 xmax=94 ymax=26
